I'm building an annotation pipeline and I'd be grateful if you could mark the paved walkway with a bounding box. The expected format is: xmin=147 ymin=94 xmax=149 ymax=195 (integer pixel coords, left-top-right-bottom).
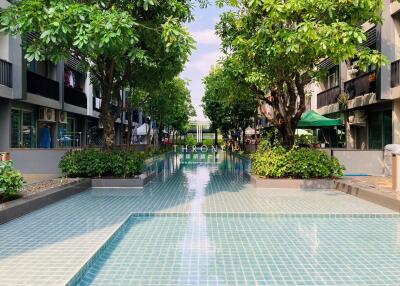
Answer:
xmin=0 ymin=155 xmax=397 ymax=285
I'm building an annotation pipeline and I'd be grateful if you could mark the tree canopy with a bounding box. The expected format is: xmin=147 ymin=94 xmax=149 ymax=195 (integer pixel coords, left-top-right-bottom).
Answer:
xmin=137 ymin=77 xmax=196 ymax=136
xmin=0 ymin=0 xmax=196 ymax=147
xmin=202 ymin=65 xmax=258 ymax=139
xmin=213 ymin=0 xmax=386 ymax=148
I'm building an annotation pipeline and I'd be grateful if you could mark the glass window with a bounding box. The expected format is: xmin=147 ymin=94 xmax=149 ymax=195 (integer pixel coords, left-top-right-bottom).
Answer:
xmin=383 ymin=110 xmax=392 ymax=147
xmin=368 ymin=110 xmax=392 ymax=150
xmin=11 ymin=110 xmax=21 ymax=148
xmin=11 ymin=109 xmax=36 ymax=148
xmin=327 ymin=66 xmax=339 ymax=89
xmin=368 ymin=112 xmax=382 ymax=150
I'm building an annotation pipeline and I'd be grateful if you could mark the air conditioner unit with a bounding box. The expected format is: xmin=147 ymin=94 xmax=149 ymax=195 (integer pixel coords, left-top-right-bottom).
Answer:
xmin=348 ymin=110 xmax=367 ymax=125
xmin=38 ymin=108 xmax=56 ymax=122
xmin=58 ymin=111 xmax=68 ymax=124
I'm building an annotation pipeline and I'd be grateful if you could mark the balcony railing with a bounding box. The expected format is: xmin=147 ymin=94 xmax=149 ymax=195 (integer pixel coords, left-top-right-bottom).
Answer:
xmin=27 ymin=70 xmax=59 ymax=101
xmin=344 ymin=70 xmax=376 ymax=100
xmin=391 ymin=59 xmax=400 ymax=88
xmin=316 ymin=86 xmax=340 ymax=108
xmin=0 ymin=59 xmax=12 ymax=88
xmin=64 ymin=86 xmax=87 ymax=108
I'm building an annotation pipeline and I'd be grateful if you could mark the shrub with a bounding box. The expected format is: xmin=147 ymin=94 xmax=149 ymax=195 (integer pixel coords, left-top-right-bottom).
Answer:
xmin=0 ymin=161 xmax=24 ymax=201
xmin=184 ymin=136 xmax=197 ymax=146
xmin=202 ymin=138 xmax=223 ymax=147
xmin=59 ymin=149 xmax=145 ymax=178
xmin=251 ymin=144 xmax=344 ymax=179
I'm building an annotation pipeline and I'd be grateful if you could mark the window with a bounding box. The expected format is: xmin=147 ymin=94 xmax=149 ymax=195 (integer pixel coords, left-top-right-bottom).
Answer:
xmin=327 ymin=66 xmax=339 ymax=89
xmin=368 ymin=110 xmax=392 ymax=149
xmin=11 ymin=109 xmax=36 ymax=148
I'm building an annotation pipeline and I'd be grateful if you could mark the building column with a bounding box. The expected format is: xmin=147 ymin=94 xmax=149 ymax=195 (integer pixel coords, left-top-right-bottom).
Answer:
xmin=0 ymin=98 xmax=11 ymax=151
xmin=380 ymin=0 xmax=396 ymax=100
xmin=393 ymin=99 xmax=400 ymax=144
xmin=56 ymin=60 xmax=64 ymax=109
xmin=9 ymin=36 xmax=26 ymax=100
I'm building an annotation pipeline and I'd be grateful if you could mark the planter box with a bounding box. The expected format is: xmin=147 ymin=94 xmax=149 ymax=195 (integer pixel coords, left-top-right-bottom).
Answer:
xmin=251 ymin=174 xmax=335 ymax=189
xmin=91 ymin=172 xmax=156 ymax=188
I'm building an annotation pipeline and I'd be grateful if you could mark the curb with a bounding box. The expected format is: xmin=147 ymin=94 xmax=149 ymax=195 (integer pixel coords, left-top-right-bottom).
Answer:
xmin=0 ymin=179 xmax=91 ymax=225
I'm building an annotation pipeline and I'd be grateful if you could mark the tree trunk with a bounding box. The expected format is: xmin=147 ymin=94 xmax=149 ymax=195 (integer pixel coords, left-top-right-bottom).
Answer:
xmin=280 ymin=123 xmax=296 ymax=149
xmin=214 ymin=129 xmax=218 ymax=147
xmin=127 ymin=108 xmax=133 ymax=147
xmin=100 ymin=100 xmax=115 ymax=149
xmin=242 ymin=127 xmax=246 ymax=150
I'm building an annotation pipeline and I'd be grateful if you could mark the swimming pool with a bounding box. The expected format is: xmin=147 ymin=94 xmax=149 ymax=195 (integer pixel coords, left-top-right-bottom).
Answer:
xmin=0 ymin=152 xmax=399 ymax=286
xmin=70 ymin=213 xmax=400 ymax=286
xmin=68 ymin=152 xmax=400 ymax=286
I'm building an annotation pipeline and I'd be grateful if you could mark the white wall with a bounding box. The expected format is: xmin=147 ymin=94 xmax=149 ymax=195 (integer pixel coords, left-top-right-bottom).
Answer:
xmin=0 ymin=33 xmax=9 ymax=61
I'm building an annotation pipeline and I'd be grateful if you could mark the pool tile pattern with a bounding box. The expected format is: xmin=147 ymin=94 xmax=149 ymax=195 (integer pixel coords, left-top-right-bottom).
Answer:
xmin=76 ymin=215 xmax=400 ymax=286
xmin=0 ymin=153 xmax=398 ymax=285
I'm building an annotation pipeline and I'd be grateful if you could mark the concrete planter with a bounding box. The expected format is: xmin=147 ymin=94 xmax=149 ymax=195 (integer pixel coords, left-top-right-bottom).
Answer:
xmin=251 ymin=174 xmax=335 ymax=189
xmin=91 ymin=172 xmax=156 ymax=188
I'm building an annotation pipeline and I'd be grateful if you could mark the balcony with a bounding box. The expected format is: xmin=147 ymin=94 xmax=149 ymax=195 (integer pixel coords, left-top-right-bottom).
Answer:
xmin=0 ymin=59 xmax=12 ymax=88
xmin=391 ymin=59 xmax=400 ymax=88
xmin=27 ymin=70 xmax=59 ymax=101
xmin=64 ymin=86 xmax=87 ymax=108
xmin=317 ymin=86 xmax=340 ymax=108
xmin=344 ymin=71 xmax=376 ymax=100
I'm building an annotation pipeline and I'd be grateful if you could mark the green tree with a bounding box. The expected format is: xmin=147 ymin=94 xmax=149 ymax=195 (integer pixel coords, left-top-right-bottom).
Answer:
xmin=216 ymin=0 xmax=386 ymax=148
xmin=203 ymin=65 xmax=258 ymax=146
xmin=134 ymin=78 xmax=195 ymax=145
xmin=0 ymin=0 xmax=195 ymax=148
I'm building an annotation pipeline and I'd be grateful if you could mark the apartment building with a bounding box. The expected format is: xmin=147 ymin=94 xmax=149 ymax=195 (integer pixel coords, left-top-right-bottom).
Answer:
xmin=309 ymin=0 xmax=400 ymax=150
xmin=0 ymin=1 xmax=146 ymax=155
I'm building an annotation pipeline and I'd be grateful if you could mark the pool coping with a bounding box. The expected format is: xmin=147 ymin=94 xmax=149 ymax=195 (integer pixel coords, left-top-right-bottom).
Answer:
xmin=65 ymin=211 xmax=400 ymax=285
xmin=0 ymin=178 xmax=91 ymax=225
xmin=334 ymin=179 xmax=400 ymax=213
xmin=250 ymin=174 xmax=336 ymax=189
xmin=91 ymin=172 xmax=156 ymax=188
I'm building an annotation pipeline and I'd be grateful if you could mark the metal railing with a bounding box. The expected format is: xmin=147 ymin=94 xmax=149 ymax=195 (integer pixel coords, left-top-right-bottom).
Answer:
xmin=0 ymin=59 xmax=12 ymax=88
xmin=343 ymin=70 xmax=376 ymax=100
xmin=27 ymin=70 xmax=59 ymax=100
xmin=57 ymin=132 xmax=82 ymax=148
xmin=391 ymin=59 xmax=400 ymax=88
xmin=316 ymin=85 xmax=340 ymax=108
xmin=64 ymin=85 xmax=87 ymax=108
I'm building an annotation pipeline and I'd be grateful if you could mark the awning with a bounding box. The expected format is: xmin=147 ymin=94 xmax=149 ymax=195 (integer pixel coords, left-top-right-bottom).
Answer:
xmin=298 ymin=110 xmax=342 ymax=128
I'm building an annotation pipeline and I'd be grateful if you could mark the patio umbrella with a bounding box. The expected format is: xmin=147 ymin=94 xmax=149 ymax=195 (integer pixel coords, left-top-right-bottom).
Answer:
xmin=297 ymin=110 xmax=342 ymax=128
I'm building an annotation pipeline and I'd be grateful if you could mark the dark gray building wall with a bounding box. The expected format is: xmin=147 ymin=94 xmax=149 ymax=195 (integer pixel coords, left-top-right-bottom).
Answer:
xmin=10 ymin=149 xmax=67 ymax=174
xmin=9 ymin=36 xmax=26 ymax=100
xmin=0 ymin=98 xmax=11 ymax=151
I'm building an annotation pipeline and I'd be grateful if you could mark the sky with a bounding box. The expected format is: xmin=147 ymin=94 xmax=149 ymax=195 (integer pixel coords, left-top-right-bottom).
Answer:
xmin=181 ymin=4 xmax=228 ymax=121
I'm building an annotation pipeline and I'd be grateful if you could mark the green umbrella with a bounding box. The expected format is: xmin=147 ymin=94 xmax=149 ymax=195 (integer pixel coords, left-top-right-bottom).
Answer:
xmin=298 ymin=110 xmax=342 ymax=128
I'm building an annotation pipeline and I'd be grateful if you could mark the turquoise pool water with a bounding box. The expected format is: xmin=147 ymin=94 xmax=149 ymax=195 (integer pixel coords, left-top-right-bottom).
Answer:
xmin=69 ymin=152 xmax=400 ymax=286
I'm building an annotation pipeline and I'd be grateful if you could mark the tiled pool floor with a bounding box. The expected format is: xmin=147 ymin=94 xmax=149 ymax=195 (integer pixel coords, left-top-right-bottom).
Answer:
xmin=0 ymin=153 xmax=398 ymax=285
xmin=76 ymin=215 xmax=400 ymax=286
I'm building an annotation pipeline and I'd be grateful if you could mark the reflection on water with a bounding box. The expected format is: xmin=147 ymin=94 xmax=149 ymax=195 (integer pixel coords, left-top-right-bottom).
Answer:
xmin=75 ymin=151 xmax=400 ymax=286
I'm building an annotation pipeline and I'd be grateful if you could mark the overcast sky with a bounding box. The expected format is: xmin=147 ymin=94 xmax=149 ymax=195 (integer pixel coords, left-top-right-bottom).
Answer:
xmin=181 ymin=4 xmax=228 ymax=121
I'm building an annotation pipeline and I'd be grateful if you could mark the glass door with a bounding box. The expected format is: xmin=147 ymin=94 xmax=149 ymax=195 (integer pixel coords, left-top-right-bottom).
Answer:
xmin=11 ymin=109 xmax=36 ymax=148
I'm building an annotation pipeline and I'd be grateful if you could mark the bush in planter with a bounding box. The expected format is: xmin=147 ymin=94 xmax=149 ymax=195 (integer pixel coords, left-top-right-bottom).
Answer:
xmin=59 ymin=149 xmax=107 ymax=177
xmin=251 ymin=144 xmax=344 ymax=179
xmin=0 ymin=161 xmax=24 ymax=201
xmin=106 ymin=150 xmax=144 ymax=178
xmin=59 ymin=149 xmax=144 ymax=178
